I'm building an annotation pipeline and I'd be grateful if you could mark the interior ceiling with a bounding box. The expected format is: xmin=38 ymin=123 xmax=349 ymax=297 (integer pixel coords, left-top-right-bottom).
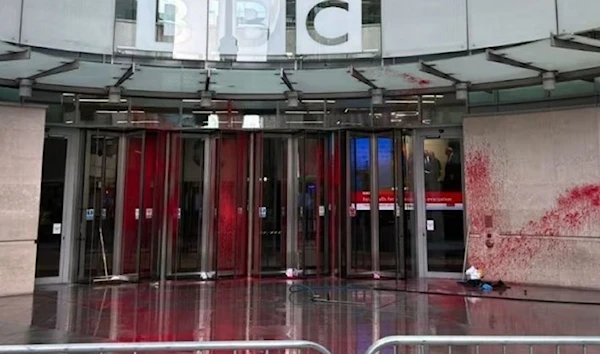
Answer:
xmin=1 ymin=34 xmax=600 ymax=100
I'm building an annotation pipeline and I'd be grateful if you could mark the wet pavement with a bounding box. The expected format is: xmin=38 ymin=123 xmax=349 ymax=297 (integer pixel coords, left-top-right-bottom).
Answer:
xmin=1 ymin=279 xmax=600 ymax=353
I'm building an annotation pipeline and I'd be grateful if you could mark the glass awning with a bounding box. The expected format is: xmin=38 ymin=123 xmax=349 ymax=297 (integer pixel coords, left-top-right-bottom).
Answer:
xmin=1 ymin=34 xmax=600 ymax=100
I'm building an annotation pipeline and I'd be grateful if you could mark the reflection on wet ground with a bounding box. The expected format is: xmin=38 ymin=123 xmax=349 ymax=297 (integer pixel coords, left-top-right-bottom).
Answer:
xmin=2 ymin=279 xmax=600 ymax=354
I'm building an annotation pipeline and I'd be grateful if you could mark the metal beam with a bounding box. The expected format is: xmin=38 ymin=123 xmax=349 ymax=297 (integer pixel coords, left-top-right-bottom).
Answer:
xmin=419 ymin=61 xmax=461 ymax=84
xmin=280 ymin=68 xmax=295 ymax=91
xmin=485 ymin=49 xmax=546 ymax=73
xmin=551 ymin=34 xmax=600 ymax=54
xmin=28 ymin=60 xmax=79 ymax=81
xmin=114 ymin=63 xmax=135 ymax=87
xmin=350 ymin=66 xmax=378 ymax=89
xmin=0 ymin=48 xmax=30 ymax=62
xmin=10 ymin=62 xmax=600 ymax=101
xmin=204 ymin=69 xmax=211 ymax=92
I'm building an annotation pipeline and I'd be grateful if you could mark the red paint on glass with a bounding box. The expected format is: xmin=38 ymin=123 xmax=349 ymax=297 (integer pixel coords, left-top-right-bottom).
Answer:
xmin=402 ymin=73 xmax=431 ymax=87
xmin=217 ymin=137 xmax=238 ymax=272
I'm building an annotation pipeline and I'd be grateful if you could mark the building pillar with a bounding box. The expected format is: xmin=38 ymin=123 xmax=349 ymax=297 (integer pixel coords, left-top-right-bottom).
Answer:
xmin=0 ymin=103 xmax=46 ymax=296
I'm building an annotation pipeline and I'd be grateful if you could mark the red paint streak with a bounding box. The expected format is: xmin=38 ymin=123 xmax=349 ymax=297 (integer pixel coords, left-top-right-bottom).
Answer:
xmin=402 ymin=73 xmax=431 ymax=87
xmin=519 ymin=184 xmax=600 ymax=236
xmin=464 ymin=150 xmax=493 ymax=234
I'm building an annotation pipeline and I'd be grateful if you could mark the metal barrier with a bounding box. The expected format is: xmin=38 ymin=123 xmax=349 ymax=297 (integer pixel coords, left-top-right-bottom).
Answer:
xmin=364 ymin=336 xmax=600 ymax=354
xmin=0 ymin=340 xmax=332 ymax=354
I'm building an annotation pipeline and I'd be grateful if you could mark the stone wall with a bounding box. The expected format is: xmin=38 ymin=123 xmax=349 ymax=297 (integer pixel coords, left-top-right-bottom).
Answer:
xmin=464 ymin=107 xmax=600 ymax=288
xmin=0 ymin=103 xmax=46 ymax=296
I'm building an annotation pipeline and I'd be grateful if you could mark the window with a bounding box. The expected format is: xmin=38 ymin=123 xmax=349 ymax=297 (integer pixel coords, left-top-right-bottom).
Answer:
xmin=115 ymin=0 xmax=137 ymax=21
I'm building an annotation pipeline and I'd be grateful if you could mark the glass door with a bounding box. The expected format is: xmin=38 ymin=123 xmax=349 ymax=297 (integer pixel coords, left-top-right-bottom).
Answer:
xmin=212 ymin=132 xmax=250 ymax=278
xmin=252 ymin=133 xmax=289 ymax=276
xmin=79 ymin=130 xmax=166 ymax=283
xmin=345 ymin=130 xmax=406 ymax=278
xmin=296 ymin=132 xmax=330 ymax=276
xmin=121 ymin=131 xmax=167 ymax=280
xmin=346 ymin=132 xmax=373 ymax=276
xmin=417 ymin=129 xmax=466 ymax=277
xmin=168 ymin=134 xmax=208 ymax=277
xmin=377 ymin=131 xmax=405 ymax=279
xmin=35 ymin=136 xmax=68 ymax=283
xmin=79 ymin=132 xmax=121 ymax=282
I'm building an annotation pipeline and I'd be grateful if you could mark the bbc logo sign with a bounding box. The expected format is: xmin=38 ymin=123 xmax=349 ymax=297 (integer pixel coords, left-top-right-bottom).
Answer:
xmin=136 ymin=0 xmax=363 ymax=58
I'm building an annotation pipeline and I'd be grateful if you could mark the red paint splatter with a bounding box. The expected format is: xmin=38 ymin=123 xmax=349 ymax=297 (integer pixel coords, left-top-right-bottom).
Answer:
xmin=464 ymin=150 xmax=494 ymax=234
xmin=465 ymin=148 xmax=600 ymax=280
xmin=518 ymin=184 xmax=600 ymax=236
xmin=402 ymin=73 xmax=431 ymax=87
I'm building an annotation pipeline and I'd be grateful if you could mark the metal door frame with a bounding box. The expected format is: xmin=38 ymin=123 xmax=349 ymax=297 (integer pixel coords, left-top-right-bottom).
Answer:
xmin=35 ymin=128 xmax=81 ymax=285
xmin=344 ymin=129 xmax=407 ymax=278
xmin=414 ymin=127 xmax=465 ymax=279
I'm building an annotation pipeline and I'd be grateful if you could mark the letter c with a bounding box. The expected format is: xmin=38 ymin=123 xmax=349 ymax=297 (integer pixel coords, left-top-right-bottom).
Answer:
xmin=306 ymin=0 xmax=350 ymax=46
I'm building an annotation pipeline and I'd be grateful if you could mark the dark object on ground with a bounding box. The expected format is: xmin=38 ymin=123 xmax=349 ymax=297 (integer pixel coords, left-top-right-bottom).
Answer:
xmin=458 ymin=279 xmax=510 ymax=292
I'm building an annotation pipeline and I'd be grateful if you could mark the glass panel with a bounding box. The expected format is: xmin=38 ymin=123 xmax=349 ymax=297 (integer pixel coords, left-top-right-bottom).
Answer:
xmin=349 ymin=135 xmax=372 ymax=273
xmin=423 ymin=138 xmax=465 ymax=273
xmin=298 ymin=134 xmax=328 ymax=274
xmin=172 ymin=137 xmax=204 ymax=274
xmin=36 ymin=137 xmax=68 ymax=278
xmin=403 ymin=134 xmax=416 ymax=276
xmin=257 ymin=136 xmax=288 ymax=272
xmin=377 ymin=135 xmax=397 ymax=273
xmin=215 ymin=133 xmax=250 ymax=276
xmin=121 ymin=134 xmax=144 ymax=276
xmin=121 ymin=132 xmax=167 ymax=278
xmin=81 ymin=135 xmax=119 ymax=279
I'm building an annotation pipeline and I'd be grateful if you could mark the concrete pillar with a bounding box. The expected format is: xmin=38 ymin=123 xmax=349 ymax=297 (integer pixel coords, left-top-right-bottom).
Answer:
xmin=0 ymin=103 xmax=46 ymax=297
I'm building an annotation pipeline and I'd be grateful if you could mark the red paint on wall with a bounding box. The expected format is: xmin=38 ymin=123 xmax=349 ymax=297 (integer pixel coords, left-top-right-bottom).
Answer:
xmin=465 ymin=148 xmax=600 ymax=278
xmin=464 ymin=150 xmax=493 ymax=234
xmin=519 ymin=184 xmax=600 ymax=236
xmin=402 ymin=73 xmax=431 ymax=87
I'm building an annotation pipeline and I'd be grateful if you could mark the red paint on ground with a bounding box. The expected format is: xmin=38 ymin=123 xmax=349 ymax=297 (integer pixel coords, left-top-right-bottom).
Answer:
xmin=402 ymin=73 xmax=431 ymax=87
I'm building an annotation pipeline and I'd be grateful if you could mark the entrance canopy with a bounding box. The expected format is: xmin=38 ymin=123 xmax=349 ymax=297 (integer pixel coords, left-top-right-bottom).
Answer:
xmin=1 ymin=34 xmax=600 ymax=100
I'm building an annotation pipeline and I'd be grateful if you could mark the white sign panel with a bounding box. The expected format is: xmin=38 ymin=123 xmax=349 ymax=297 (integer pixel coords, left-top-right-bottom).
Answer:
xmin=382 ymin=0 xmax=467 ymax=57
xmin=85 ymin=209 xmax=95 ymax=221
xmin=21 ymin=0 xmax=115 ymax=54
xmin=52 ymin=223 xmax=62 ymax=235
xmin=136 ymin=0 xmax=209 ymax=60
xmin=467 ymin=0 xmax=556 ymax=49
xmin=296 ymin=0 xmax=362 ymax=55
xmin=0 ymin=0 xmax=22 ymax=42
xmin=427 ymin=220 xmax=435 ymax=231
xmin=259 ymin=207 xmax=267 ymax=218
xmin=208 ymin=0 xmax=286 ymax=62
xmin=319 ymin=205 xmax=325 ymax=217
xmin=557 ymin=0 xmax=600 ymax=34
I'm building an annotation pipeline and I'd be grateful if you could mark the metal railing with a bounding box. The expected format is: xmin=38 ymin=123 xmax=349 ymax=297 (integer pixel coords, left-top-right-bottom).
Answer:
xmin=365 ymin=336 xmax=600 ymax=354
xmin=0 ymin=340 xmax=332 ymax=354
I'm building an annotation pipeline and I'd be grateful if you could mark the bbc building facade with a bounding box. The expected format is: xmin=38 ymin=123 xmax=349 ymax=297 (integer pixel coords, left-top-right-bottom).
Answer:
xmin=1 ymin=0 xmax=600 ymax=296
